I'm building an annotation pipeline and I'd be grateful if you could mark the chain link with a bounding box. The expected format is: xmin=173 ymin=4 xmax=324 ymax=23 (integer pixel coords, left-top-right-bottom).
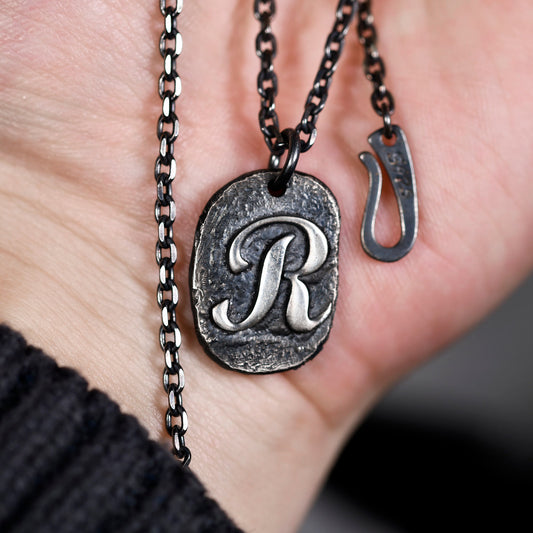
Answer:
xmin=356 ymin=0 xmax=395 ymax=138
xmin=155 ymin=0 xmax=190 ymax=467
xmin=255 ymin=0 xmax=359 ymax=158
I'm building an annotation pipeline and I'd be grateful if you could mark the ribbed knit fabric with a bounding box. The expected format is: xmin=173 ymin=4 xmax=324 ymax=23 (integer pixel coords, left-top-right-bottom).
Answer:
xmin=0 ymin=325 xmax=242 ymax=533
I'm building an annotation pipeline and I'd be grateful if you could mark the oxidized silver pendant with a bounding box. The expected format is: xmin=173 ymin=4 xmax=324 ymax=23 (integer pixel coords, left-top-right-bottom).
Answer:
xmin=190 ymin=170 xmax=340 ymax=373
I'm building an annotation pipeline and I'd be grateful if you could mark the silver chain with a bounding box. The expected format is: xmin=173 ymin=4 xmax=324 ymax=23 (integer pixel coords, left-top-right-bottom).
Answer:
xmin=255 ymin=0 xmax=359 ymax=156
xmin=357 ymin=0 xmax=395 ymax=137
xmin=155 ymin=0 xmax=190 ymax=466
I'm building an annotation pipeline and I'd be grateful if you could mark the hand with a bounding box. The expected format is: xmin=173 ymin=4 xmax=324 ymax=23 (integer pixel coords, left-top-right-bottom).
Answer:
xmin=1 ymin=1 xmax=532 ymax=531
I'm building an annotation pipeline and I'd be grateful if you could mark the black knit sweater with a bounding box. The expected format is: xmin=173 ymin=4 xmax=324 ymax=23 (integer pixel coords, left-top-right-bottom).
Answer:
xmin=0 ymin=325 xmax=242 ymax=532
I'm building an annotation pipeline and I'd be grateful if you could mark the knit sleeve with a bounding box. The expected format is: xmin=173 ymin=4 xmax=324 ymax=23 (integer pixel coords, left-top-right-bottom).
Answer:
xmin=0 ymin=325 xmax=242 ymax=533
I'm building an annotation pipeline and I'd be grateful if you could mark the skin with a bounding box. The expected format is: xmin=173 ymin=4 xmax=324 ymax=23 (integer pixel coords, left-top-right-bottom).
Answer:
xmin=1 ymin=1 xmax=532 ymax=531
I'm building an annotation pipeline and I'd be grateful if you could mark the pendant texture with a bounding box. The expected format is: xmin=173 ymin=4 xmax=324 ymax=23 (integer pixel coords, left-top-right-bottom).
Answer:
xmin=190 ymin=170 xmax=340 ymax=374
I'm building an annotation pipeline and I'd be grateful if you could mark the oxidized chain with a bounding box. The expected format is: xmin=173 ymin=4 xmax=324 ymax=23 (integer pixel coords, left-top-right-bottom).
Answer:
xmin=357 ymin=0 xmax=395 ymax=138
xmin=255 ymin=0 xmax=359 ymax=165
xmin=155 ymin=0 xmax=190 ymax=466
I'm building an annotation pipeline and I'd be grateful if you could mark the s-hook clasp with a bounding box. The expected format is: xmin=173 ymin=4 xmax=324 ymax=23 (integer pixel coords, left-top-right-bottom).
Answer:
xmin=359 ymin=125 xmax=418 ymax=262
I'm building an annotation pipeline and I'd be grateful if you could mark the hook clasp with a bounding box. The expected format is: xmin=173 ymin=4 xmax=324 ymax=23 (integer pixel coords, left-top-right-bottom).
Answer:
xmin=359 ymin=125 xmax=418 ymax=262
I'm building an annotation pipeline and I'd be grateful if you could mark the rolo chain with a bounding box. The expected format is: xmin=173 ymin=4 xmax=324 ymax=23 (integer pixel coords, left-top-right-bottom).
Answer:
xmin=155 ymin=0 xmax=190 ymax=466
xmin=356 ymin=0 xmax=395 ymax=138
xmin=255 ymin=0 xmax=359 ymax=162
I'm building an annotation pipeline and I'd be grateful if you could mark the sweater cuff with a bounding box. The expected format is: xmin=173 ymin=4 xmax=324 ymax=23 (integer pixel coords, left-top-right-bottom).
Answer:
xmin=0 ymin=325 xmax=241 ymax=533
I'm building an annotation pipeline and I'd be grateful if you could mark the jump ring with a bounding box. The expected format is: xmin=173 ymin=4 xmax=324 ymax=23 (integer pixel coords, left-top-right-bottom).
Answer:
xmin=269 ymin=128 xmax=301 ymax=193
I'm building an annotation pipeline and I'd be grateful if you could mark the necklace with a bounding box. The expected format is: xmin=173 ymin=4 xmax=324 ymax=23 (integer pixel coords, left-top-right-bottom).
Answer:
xmin=190 ymin=0 xmax=354 ymax=375
xmin=155 ymin=0 xmax=190 ymax=465
xmin=155 ymin=0 xmax=418 ymax=463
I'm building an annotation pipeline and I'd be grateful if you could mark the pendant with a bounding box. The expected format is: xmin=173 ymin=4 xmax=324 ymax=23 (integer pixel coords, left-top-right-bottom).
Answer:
xmin=190 ymin=170 xmax=340 ymax=374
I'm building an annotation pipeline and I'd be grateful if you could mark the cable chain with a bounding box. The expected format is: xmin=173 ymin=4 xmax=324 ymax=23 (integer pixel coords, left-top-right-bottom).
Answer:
xmin=356 ymin=0 xmax=395 ymax=138
xmin=155 ymin=0 xmax=191 ymax=466
xmin=255 ymin=0 xmax=359 ymax=159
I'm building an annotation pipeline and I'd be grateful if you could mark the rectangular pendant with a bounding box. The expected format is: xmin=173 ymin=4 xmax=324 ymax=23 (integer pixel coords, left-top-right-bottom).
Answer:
xmin=190 ymin=170 xmax=340 ymax=373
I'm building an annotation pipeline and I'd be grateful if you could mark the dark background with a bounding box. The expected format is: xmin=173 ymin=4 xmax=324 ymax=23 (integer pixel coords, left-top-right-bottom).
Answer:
xmin=300 ymin=274 xmax=533 ymax=532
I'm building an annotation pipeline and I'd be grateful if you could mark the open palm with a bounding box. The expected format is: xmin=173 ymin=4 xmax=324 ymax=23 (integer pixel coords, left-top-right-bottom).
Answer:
xmin=1 ymin=1 xmax=532 ymax=531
